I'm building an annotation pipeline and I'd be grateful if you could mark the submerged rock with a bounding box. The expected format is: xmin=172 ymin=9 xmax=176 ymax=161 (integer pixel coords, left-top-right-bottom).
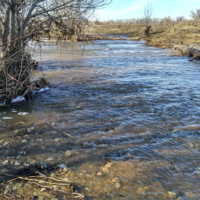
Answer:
xmin=65 ymin=150 xmax=74 ymax=157
xmin=167 ymin=191 xmax=178 ymax=199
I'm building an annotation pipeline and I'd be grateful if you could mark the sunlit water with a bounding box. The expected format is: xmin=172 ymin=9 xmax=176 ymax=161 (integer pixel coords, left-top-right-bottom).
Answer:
xmin=1 ymin=39 xmax=200 ymax=199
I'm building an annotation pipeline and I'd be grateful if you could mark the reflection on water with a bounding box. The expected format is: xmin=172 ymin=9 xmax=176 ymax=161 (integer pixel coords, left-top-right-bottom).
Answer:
xmin=1 ymin=39 xmax=200 ymax=199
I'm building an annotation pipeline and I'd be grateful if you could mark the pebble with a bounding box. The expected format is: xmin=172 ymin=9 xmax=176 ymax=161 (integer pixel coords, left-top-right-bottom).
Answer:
xmin=27 ymin=128 xmax=31 ymax=133
xmin=112 ymin=177 xmax=119 ymax=183
xmin=101 ymin=167 xmax=109 ymax=173
xmin=97 ymin=172 xmax=103 ymax=176
xmin=24 ymin=163 xmax=30 ymax=167
xmin=18 ymin=151 xmax=26 ymax=155
xmin=167 ymin=191 xmax=177 ymax=198
xmin=50 ymin=122 xmax=55 ymax=126
xmin=36 ymin=161 xmax=48 ymax=169
xmin=50 ymin=131 xmax=57 ymax=134
xmin=36 ymin=138 xmax=44 ymax=142
xmin=54 ymin=138 xmax=63 ymax=142
xmin=105 ymin=162 xmax=112 ymax=168
xmin=65 ymin=150 xmax=73 ymax=157
xmin=114 ymin=182 xmax=121 ymax=188
xmin=45 ymin=156 xmax=54 ymax=162
xmin=40 ymin=188 xmax=46 ymax=192
xmin=14 ymin=161 xmax=21 ymax=166
xmin=3 ymin=141 xmax=9 ymax=146
xmin=2 ymin=160 xmax=9 ymax=165
xmin=22 ymin=139 xmax=27 ymax=143
xmin=57 ymin=164 xmax=68 ymax=169
xmin=171 ymin=165 xmax=179 ymax=170
xmin=99 ymin=136 xmax=110 ymax=142
xmin=137 ymin=186 xmax=149 ymax=195
xmin=29 ymin=159 xmax=37 ymax=164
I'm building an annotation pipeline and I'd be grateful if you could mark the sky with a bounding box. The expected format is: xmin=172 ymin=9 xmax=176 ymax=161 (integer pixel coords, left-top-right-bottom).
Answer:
xmin=94 ymin=0 xmax=199 ymax=21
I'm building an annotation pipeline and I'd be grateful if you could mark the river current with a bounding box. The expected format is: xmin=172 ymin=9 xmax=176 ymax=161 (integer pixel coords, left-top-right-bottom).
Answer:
xmin=0 ymin=39 xmax=200 ymax=199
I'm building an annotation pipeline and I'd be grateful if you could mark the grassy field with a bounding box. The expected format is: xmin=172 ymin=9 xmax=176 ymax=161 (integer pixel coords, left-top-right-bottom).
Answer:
xmin=88 ymin=20 xmax=200 ymax=49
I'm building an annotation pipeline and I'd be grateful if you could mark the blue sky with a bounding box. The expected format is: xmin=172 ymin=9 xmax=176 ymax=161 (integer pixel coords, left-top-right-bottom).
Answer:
xmin=94 ymin=0 xmax=199 ymax=21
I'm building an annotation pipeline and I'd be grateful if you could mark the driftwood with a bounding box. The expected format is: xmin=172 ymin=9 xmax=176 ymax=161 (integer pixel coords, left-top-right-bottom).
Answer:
xmin=171 ymin=43 xmax=200 ymax=61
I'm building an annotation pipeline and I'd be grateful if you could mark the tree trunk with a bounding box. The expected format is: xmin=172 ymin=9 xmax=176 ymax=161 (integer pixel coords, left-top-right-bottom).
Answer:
xmin=171 ymin=43 xmax=200 ymax=60
xmin=2 ymin=5 xmax=11 ymax=54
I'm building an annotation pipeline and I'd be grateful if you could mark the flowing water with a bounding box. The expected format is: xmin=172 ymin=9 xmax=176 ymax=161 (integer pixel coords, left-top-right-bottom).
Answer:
xmin=1 ymin=38 xmax=200 ymax=199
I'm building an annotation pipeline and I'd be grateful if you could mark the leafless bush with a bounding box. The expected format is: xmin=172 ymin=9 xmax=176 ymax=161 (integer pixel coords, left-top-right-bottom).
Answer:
xmin=191 ymin=9 xmax=200 ymax=20
xmin=0 ymin=0 xmax=112 ymax=103
xmin=176 ymin=16 xmax=185 ymax=22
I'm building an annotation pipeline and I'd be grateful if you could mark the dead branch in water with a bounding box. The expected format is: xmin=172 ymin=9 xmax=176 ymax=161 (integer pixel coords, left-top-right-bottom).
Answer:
xmin=171 ymin=43 xmax=200 ymax=61
xmin=0 ymin=172 xmax=84 ymax=199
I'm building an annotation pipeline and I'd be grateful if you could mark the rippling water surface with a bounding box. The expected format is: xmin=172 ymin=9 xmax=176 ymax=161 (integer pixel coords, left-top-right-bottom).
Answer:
xmin=1 ymin=39 xmax=200 ymax=199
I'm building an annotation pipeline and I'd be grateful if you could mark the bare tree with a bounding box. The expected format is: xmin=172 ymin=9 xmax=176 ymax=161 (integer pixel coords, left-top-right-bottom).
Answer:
xmin=144 ymin=1 xmax=153 ymax=26
xmin=143 ymin=1 xmax=153 ymax=37
xmin=0 ymin=0 xmax=112 ymax=103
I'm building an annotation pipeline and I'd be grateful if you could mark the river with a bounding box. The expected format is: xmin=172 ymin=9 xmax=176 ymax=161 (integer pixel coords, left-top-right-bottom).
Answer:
xmin=0 ymin=38 xmax=200 ymax=199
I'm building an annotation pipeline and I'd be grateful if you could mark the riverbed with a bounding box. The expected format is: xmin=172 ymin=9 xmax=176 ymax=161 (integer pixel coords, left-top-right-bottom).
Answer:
xmin=0 ymin=39 xmax=200 ymax=199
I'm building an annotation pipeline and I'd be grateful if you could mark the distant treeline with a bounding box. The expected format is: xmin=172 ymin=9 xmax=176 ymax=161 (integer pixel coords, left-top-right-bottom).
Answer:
xmin=93 ymin=8 xmax=200 ymax=25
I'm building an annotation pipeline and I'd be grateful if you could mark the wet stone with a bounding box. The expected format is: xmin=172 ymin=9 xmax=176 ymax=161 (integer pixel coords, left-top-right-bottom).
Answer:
xmin=192 ymin=167 xmax=200 ymax=177
xmin=54 ymin=138 xmax=63 ymax=142
xmin=3 ymin=141 xmax=9 ymax=146
xmin=27 ymin=128 xmax=31 ymax=133
xmin=50 ymin=131 xmax=57 ymax=134
xmin=22 ymin=139 xmax=27 ymax=143
xmin=57 ymin=164 xmax=68 ymax=169
xmin=14 ymin=161 xmax=21 ymax=166
xmin=171 ymin=164 xmax=179 ymax=170
xmin=99 ymin=136 xmax=110 ymax=142
xmin=45 ymin=156 xmax=54 ymax=162
xmin=65 ymin=150 xmax=73 ymax=157
xmin=167 ymin=191 xmax=178 ymax=199
xmin=2 ymin=160 xmax=9 ymax=165
xmin=83 ymin=142 xmax=96 ymax=148
xmin=18 ymin=151 xmax=26 ymax=155
xmin=36 ymin=161 xmax=48 ymax=170
xmin=36 ymin=138 xmax=44 ymax=142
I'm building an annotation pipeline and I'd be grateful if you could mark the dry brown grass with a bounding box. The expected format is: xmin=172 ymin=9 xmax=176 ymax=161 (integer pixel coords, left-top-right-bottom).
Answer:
xmin=88 ymin=20 xmax=200 ymax=48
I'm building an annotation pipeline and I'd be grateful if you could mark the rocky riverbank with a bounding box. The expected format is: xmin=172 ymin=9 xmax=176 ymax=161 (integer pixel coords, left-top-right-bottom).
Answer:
xmin=0 ymin=122 xmax=85 ymax=199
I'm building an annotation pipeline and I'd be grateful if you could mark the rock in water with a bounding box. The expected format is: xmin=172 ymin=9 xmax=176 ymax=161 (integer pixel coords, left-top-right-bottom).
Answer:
xmin=36 ymin=161 xmax=48 ymax=170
